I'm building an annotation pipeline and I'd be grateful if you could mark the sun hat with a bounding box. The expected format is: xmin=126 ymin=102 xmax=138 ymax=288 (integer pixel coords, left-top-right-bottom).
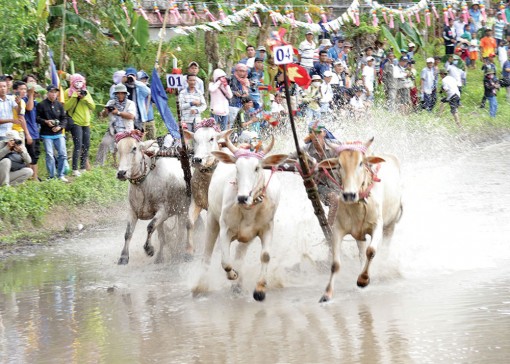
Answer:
xmin=311 ymin=75 xmax=323 ymax=81
xmin=426 ymin=57 xmax=435 ymax=63
xmin=323 ymin=70 xmax=333 ymax=77
xmin=484 ymin=69 xmax=496 ymax=75
xmin=305 ymin=30 xmax=313 ymax=35
xmin=5 ymin=130 xmax=22 ymax=141
xmin=439 ymin=68 xmax=448 ymax=74
xmin=366 ymin=56 xmax=375 ymax=62
xmin=113 ymin=83 xmax=129 ymax=94
xmin=320 ymin=39 xmax=333 ymax=47
xmin=256 ymin=46 xmax=266 ymax=51
xmin=125 ymin=67 xmax=137 ymax=76
xmin=408 ymin=42 xmax=416 ymax=48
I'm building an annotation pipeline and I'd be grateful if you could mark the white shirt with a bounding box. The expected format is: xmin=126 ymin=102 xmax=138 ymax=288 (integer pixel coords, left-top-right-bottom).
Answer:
xmin=0 ymin=95 xmax=17 ymax=137
xmin=453 ymin=20 xmax=466 ymax=41
xmin=447 ymin=65 xmax=464 ymax=87
xmin=349 ymin=95 xmax=365 ymax=109
xmin=441 ymin=75 xmax=460 ymax=100
xmin=299 ymin=40 xmax=316 ymax=68
xmin=270 ymin=101 xmax=285 ymax=114
xmin=320 ymin=82 xmax=333 ymax=104
xmin=362 ymin=65 xmax=375 ymax=92
xmin=182 ymin=76 xmax=205 ymax=95
xmin=420 ymin=66 xmax=436 ymax=94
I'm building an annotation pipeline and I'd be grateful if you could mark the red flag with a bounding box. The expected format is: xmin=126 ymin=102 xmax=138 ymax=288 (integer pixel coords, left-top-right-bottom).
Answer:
xmin=280 ymin=63 xmax=311 ymax=89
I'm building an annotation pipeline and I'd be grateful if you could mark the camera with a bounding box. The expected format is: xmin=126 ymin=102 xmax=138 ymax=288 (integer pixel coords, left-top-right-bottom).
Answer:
xmin=106 ymin=106 xmax=115 ymax=112
xmin=52 ymin=119 xmax=60 ymax=126
xmin=14 ymin=139 xmax=22 ymax=145
xmin=127 ymin=75 xmax=135 ymax=84
xmin=79 ymin=90 xmax=87 ymax=97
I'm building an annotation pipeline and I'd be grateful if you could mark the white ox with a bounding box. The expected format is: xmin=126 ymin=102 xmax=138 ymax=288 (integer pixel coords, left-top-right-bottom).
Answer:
xmin=183 ymin=124 xmax=226 ymax=256
xmin=116 ymin=132 xmax=187 ymax=265
xmin=193 ymin=131 xmax=288 ymax=301
xmin=317 ymin=138 xmax=403 ymax=302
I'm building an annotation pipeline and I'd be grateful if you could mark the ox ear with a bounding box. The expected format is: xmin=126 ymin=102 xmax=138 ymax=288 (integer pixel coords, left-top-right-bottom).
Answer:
xmin=262 ymin=154 xmax=288 ymax=168
xmin=183 ymin=130 xmax=194 ymax=141
xmin=317 ymin=158 xmax=339 ymax=170
xmin=211 ymin=151 xmax=237 ymax=164
xmin=366 ymin=156 xmax=385 ymax=165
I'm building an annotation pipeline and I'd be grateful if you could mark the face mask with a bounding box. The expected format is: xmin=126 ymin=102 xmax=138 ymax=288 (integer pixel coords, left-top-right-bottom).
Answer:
xmin=74 ymin=81 xmax=84 ymax=89
xmin=453 ymin=60 xmax=458 ymax=65
xmin=312 ymin=81 xmax=321 ymax=87
xmin=487 ymin=74 xmax=494 ymax=79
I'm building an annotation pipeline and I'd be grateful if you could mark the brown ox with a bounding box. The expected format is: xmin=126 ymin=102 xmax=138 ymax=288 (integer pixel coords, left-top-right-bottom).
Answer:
xmin=317 ymin=138 xmax=403 ymax=302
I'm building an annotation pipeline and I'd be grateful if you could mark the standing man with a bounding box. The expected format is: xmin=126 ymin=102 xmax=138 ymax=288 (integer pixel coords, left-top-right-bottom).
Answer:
xmin=420 ymin=58 xmax=437 ymax=112
xmin=362 ymin=56 xmax=376 ymax=101
xmin=137 ymin=70 xmax=156 ymax=140
xmin=394 ymin=56 xmax=412 ymax=113
xmin=310 ymin=50 xmax=332 ymax=77
xmin=229 ymin=63 xmax=250 ymax=126
xmin=443 ymin=17 xmax=457 ymax=55
xmin=182 ymin=61 xmax=205 ymax=95
xmin=239 ymin=45 xmax=257 ymax=69
xmin=480 ymin=29 xmax=497 ymax=61
xmin=22 ymin=75 xmax=40 ymax=180
xmin=178 ymin=75 xmax=206 ymax=132
xmin=0 ymin=77 xmax=21 ymax=141
xmin=299 ymin=31 xmax=317 ymax=72
xmin=124 ymin=67 xmax=150 ymax=131
xmin=383 ymin=52 xmax=397 ymax=110
xmin=483 ymin=69 xmax=500 ymax=117
xmin=439 ymin=69 xmax=461 ymax=127
xmin=36 ymin=85 xmax=69 ymax=181
xmin=502 ymin=48 xmax=510 ymax=102
xmin=248 ymin=57 xmax=265 ymax=109
xmin=320 ymin=71 xmax=334 ymax=116
xmin=327 ymin=37 xmax=344 ymax=61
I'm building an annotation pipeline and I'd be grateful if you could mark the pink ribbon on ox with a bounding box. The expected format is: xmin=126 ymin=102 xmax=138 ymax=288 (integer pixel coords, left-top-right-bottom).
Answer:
xmin=195 ymin=117 xmax=220 ymax=132
xmin=234 ymin=148 xmax=265 ymax=160
xmin=334 ymin=141 xmax=368 ymax=155
xmin=115 ymin=130 xmax=144 ymax=144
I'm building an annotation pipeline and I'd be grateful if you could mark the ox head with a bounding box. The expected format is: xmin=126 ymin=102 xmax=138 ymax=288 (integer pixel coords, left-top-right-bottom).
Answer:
xmin=184 ymin=125 xmax=225 ymax=169
xmin=318 ymin=138 xmax=385 ymax=204
xmin=212 ymin=130 xmax=288 ymax=206
xmin=116 ymin=131 xmax=154 ymax=181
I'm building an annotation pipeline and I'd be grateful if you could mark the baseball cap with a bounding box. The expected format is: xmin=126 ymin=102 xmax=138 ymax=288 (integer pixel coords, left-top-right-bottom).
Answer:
xmin=408 ymin=42 xmax=416 ymax=48
xmin=343 ymin=41 xmax=352 ymax=48
xmin=399 ymin=56 xmax=409 ymax=62
xmin=46 ymin=84 xmax=59 ymax=92
xmin=306 ymin=30 xmax=313 ymax=35
xmin=254 ymin=57 xmax=264 ymax=62
xmin=333 ymin=59 xmax=344 ymax=65
xmin=256 ymin=46 xmax=266 ymax=51
xmin=426 ymin=57 xmax=435 ymax=63
xmin=125 ymin=67 xmax=137 ymax=76
xmin=188 ymin=61 xmax=199 ymax=68
xmin=366 ymin=56 xmax=375 ymax=62
xmin=3 ymin=74 xmax=13 ymax=80
xmin=488 ymin=53 xmax=496 ymax=57
xmin=5 ymin=130 xmax=22 ymax=141
xmin=136 ymin=70 xmax=149 ymax=80
xmin=311 ymin=75 xmax=323 ymax=81
xmin=323 ymin=70 xmax=333 ymax=77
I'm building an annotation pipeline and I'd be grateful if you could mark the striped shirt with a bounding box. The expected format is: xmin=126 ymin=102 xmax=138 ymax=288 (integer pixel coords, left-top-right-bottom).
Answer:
xmin=494 ymin=20 xmax=505 ymax=40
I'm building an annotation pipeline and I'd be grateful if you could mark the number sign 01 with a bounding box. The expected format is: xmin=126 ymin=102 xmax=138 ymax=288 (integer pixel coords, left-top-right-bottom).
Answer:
xmin=166 ymin=74 xmax=184 ymax=89
xmin=273 ymin=45 xmax=293 ymax=65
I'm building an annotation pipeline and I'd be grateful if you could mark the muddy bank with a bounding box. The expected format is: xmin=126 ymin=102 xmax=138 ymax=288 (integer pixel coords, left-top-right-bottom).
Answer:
xmin=0 ymin=200 xmax=128 ymax=257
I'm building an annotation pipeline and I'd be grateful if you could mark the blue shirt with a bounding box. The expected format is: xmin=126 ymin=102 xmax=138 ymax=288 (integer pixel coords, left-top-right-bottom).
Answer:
xmin=309 ymin=62 xmax=331 ymax=78
xmin=22 ymin=96 xmax=39 ymax=139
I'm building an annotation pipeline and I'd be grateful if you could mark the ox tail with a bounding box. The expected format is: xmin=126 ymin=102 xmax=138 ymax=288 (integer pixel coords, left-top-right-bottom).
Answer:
xmin=396 ymin=201 xmax=404 ymax=223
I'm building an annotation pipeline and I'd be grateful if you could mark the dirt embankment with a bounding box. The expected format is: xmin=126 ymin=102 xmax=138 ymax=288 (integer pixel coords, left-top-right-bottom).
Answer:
xmin=0 ymin=200 xmax=128 ymax=257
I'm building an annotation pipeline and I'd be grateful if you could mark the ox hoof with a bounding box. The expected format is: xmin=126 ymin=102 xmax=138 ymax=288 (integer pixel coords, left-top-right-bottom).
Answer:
xmin=226 ymin=269 xmax=238 ymax=280
xmin=357 ymin=274 xmax=370 ymax=288
xmin=319 ymin=294 xmax=331 ymax=303
xmin=118 ymin=256 xmax=129 ymax=265
xmin=253 ymin=290 xmax=266 ymax=302
xmin=144 ymin=244 xmax=155 ymax=257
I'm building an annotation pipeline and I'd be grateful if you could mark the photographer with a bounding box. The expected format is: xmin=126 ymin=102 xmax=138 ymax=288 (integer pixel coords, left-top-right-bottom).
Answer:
xmin=123 ymin=68 xmax=150 ymax=132
xmin=36 ymin=85 xmax=68 ymax=181
xmin=64 ymin=74 xmax=96 ymax=177
xmin=96 ymin=84 xmax=136 ymax=166
xmin=0 ymin=130 xmax=32 ymax=186
xmin=483 ymin=69 xmax=500 ymax=118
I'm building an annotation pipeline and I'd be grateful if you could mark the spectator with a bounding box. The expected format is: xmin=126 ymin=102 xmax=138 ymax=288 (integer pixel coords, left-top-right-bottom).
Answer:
xmin=407 ymin=43 xmax=417 ymax=60
xmin=446 ymin=55 xmax=467 ymax=94
xmin=469 ymin=32 xmax=480 ymax=69
xmin=96 ymin=84 xmax=136 ymax=166
xmin=298 ymin=31 xmax=317 ymax=71
xmin=0 ymin=130 xmax=32 ymax=186
xmin=394 ymin=56 xmax=413 ymax=113
xmin=443 ymin=18 xmax=457 ymax=55
xmin=502 ymin=48 xmax=510 ymax=102
xmin=179 ymin=74 xmax=206 ymax=132
xmin=327 ymin=37 xmax=344 ymax=61
xmin=124 ymin=67 xmax=151 ymax=131
xmin=209 ymin=68 xmax=233 ymax=131
xmin=302 ymin=75 xmax=323 ymax=119
xmin=248 ymin=57 xmax=265 ymax=108
xmin=382 ymin=53 xmax=398 ymax=109
xmin=36 ymin=84 xmax=68 ymax=181
xmin=420 ymin=58 xmax=437 ymax=112
xmin=320 ymin=71 xmax=334 ymax=116
xmin=373 ymin=40 xmax=386 ymax=74
xmin=469 ymin=2 xmax=482 ymax=32
xmin=0 ymin=77 xmax=21 ymax=141
xmin=11 ymin=81 xmax=32 ymax=147
xmin=238 ymin=97 xmax=261 ymax=135
xmin=182 ymin=61 xmax=205 ymax=95
xmin=239 ymin=45 xmax=256 ymax=69
xmin=136 ymin=71 xmax=156 ymax=140
xmin=480 ymin=53 xmax=497 ymax=108
xmin=22 ymin=75 xmax=40 ymax=180
xmin=338 ymin=41 xmax=353 ymax=63
xmin=229 ymin=63 xmax=250 ymax=126
xmin=270 ymin=92 xmax=287 ymax=119
xmin=362 ymin=56 xmax=376 ymax=101
xmin=498 ymin=40 xmax=508 ymax=69
xmin=483 ymin=69 xmax=500 ymax=117
xmin=480 ymin=29 xmax=497 ymax=60
xmin=349 ymin=86 xmax=367 ymax=119
xmin=439 ymin=69 xmax=461 ymax=126
xmin=453 ymin=16 xmax=466 ymax=42
xmin=3 ymin=74 xmax=14 ymax=94
xmin=310 ymin=50 xmax=332 ymax=78
xmin=256 ymin=46 xmax=267 ymax=61
xmin=64 ymin=73 xmax=95 ymax=177
xmin=494 ymin=12 xmax=506 ymax=48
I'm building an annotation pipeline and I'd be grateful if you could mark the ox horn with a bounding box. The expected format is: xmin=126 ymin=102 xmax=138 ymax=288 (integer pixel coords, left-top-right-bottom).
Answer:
xmin=262 ymin=135 xmax=275 ymax=156
xmin=364 ymin=137 xmax=374 ymax=150
xmin=224 ymin=129 xmax=238 ymax=155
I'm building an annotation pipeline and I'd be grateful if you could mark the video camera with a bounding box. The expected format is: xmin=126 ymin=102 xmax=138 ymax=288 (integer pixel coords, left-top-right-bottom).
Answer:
xmin=79 ymin=90 xmax=88 ymax=97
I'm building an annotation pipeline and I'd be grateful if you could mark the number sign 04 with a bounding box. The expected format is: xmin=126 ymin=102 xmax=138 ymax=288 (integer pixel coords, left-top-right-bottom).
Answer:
xmin=273 ymin=45 xmax=293 ymax=65
xmin=166 ymin=74 xmax=184 ymax=89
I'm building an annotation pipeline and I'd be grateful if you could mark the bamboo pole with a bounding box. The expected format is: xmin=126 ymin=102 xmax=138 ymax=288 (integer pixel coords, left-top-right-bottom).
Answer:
xmin=175 ymin=88 xmax=192 ymax=199
xmin=60 ymin=0 xmax=67 ymax=70
xmin=282 ymin=65 xmax=333 ymax=245
xmin=155 ymin=1 xmax=171 ymax=70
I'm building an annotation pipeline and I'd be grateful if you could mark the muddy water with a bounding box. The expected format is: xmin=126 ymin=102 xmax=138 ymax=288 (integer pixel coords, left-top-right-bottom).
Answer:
xmin=1 ymin=126 xmax=510 ymax=363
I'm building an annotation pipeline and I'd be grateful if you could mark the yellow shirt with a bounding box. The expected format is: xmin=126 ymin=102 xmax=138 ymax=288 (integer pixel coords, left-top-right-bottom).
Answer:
xmin=12 ymin=99 xmax=26 ymax=132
